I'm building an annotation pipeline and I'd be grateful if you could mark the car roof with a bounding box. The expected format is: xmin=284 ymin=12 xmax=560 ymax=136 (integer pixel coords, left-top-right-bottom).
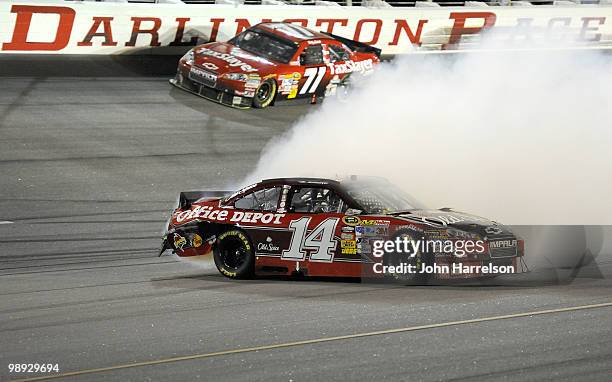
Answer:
xmin=260 ymin=177 xmax=340 ymax=187
xmin=255 ymin=22 xmax=331 ymax=43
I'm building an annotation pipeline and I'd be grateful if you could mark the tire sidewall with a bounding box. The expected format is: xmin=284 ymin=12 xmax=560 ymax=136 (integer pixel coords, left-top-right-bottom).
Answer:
xmin=252 ymin=79 xmax=276 ymax=109
xmin=214 ymin=229 xmax=254 ymax=279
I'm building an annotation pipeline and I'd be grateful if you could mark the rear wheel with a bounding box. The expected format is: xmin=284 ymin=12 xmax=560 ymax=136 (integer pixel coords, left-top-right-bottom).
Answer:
xmin=252 ymin=79 xmax=276 ymax=109
xmin=214 ymin=229 xmax=254 ymax=279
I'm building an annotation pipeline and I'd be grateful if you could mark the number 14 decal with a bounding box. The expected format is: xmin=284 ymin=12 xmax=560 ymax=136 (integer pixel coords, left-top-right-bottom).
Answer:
xmin=281 ymin=217 xmax=339 ymax=262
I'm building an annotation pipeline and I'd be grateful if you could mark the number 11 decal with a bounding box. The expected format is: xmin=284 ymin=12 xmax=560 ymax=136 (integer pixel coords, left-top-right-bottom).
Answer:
xmin=299 ymin=67 xmax=326 ymax=95
xmin=281 ymin=217 xmax=339 ymax=262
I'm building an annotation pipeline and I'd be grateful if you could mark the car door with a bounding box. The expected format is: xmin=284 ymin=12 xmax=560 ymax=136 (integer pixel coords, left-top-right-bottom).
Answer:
xmin=294 ymin=44 xmax=328 ymax=99
xmin=280 ymin=186 xmax=353 ymax=266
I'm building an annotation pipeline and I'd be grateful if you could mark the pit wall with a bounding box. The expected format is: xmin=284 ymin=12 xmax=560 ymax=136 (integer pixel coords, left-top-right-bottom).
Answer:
xmin=1 ymin=0 xmax=612 ymax=56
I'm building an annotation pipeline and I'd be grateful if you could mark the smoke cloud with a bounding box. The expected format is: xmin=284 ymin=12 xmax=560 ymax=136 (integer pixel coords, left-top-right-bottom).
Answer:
xmin=245 ymin=42 xmax=612 ymax=225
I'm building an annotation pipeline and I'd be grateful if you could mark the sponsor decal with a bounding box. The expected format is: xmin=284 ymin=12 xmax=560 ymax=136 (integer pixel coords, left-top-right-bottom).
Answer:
xmin=202 ymin=62 xmax=218 ymax=71
xmin=198 ymin=47 xmax=257 ymax=72
xmin=341 ymin=233 xmax=355 ymax=240
xmin=485 ymin=226 xmax=503 ymax=235
xmin=342 ymin=216 xmax=361 ymax=226
xmin=328 ymin=59 xmax=374 ymax=76
xmin=191 ymin=233 xmax=202 ymax=248
xmin=341 ymin=248 xmax=357 ymax=255
xmin=173 ymin=233 xmax=187 ymax=251
xmin=257 ymin=236 xmax=281 ymax=252
xmin=397 ymin=224 xmax=424 ymax=233
xmin=175 ymin=205 xmax=285 ymax=225
xmin=278 ymin=186 xmax=289 ymax=212
xmin=489 ymin=239 xmax=517 ymax=249
xmin=245 ymin=74 xmax=261 ymax=89
xmin=341 ymin=226 xmax=354 ymax=233
xmin=425 ymin=230 xmax=449 ymax=240
xmin=356 ymin=225 xmax=387 ymax=236
xmin=218 ymin=230 xmax=251 ymax=251
xmin=341 ymin=240 xmax=356 ymax=249
xmin=189 ymin=66 xmax=217 ymax=84
xmin=357 ymin=239 xmax=372 ymax=252
xmin=279 ymin=72 xmax=301 ymax=98
xmin=360 ymin=219 xmax=390 ymax=226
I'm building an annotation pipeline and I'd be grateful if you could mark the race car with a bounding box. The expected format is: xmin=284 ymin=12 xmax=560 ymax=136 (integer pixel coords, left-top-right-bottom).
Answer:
xmin=169 ymin=22 xmax=381 ymax=109
xmin=160 ymin=177 xmax=528 ymax=282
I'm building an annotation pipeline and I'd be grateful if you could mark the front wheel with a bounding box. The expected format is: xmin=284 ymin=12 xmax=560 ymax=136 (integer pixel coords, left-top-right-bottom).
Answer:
xmin=214 ymin=230 xmax=254 ymax=279
xmin=252 ymin=79 xmax=276 ymax=109
xmin=383 ymin=230 xmax=430 ymax=285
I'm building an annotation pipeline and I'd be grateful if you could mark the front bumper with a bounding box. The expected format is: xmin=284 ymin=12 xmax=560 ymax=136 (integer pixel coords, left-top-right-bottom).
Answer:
xmin=171 ymin=66 xmax=253 ymax=109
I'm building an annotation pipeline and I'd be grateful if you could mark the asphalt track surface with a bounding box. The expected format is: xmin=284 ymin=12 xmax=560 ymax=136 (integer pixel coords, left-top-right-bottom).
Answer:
xmin=1 ymin=76 xmax=611 ymax=382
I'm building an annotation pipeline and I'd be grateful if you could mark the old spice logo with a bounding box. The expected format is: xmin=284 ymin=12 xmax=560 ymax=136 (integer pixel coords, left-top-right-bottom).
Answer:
xmin=258 ymin=237 xmax=280 ymax=251
xmin=257 ymin=242 xmax=280 ymax=251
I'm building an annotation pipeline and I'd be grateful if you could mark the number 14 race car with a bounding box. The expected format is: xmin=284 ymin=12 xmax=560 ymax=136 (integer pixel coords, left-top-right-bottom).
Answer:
xmin=160 ymin=177 xmax=528 ymax=282
xmin=170 ymin=22 xmax=381 ymax=109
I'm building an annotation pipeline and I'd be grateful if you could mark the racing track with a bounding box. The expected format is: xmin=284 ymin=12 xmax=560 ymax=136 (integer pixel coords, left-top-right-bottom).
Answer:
xmin=1 ymin=75 xmax=612 ymax=382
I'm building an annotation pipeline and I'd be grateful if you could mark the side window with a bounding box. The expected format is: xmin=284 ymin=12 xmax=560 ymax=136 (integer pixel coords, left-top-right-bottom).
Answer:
xmin=328 ymin=45 xmax=350 ymax=63
xmin=234 ymin=187 xmax=280 ymax=212
xmin=289 ymin=187 xmax=347 ymax=214
xmin=300 ymin=45 xmax=324 ymax=66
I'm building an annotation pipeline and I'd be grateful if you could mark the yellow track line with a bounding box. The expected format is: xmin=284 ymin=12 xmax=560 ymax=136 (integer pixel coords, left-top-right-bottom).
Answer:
xmin=10 ymin=300 xmax=612 ymax=382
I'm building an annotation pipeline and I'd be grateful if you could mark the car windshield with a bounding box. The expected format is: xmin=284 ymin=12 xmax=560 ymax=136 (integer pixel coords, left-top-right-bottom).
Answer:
xmin=229 ymin=29 xmax=298 ymax=64
xmin=342 ymin=180 xmax=426 ymax=214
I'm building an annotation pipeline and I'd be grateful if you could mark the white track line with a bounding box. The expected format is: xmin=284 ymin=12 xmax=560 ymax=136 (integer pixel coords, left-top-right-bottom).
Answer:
xmin=10 ymin=300 xmax=612 ymax=382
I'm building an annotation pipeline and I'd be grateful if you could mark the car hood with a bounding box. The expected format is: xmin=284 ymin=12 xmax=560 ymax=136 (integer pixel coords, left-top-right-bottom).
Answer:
xmin=193 ymin=42 xmax=278 ymax=74
xmin=394 ymin=209 xmax=514 ymax=237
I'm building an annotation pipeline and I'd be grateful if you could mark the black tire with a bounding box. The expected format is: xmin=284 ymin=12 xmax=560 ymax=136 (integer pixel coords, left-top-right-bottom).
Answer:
xmin=383 ymin=230 xmax=430 ymax=285
xmin=252 ymin=79 xmax=276 ymax=109
xmin=214 ymin=229 xmax=254 ymax=279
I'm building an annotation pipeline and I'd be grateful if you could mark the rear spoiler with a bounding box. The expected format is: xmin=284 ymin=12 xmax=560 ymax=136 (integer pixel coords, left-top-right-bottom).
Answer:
xmin=178 ymin=190 xmax=232 ymax=210
xmin=321 ymin=32 xmax=382 ymax=58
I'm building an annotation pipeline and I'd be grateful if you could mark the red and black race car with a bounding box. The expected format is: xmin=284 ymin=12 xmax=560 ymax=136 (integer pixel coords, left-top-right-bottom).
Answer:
xmin=170 ymin=22 xmax=381 ymax=109
xmin=160 ymin=177 xmax=527 ymax=282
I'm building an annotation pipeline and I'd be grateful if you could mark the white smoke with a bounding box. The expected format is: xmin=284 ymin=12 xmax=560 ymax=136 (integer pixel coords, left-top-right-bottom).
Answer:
xmin=245 ymin=41 xmax=612 ymax=225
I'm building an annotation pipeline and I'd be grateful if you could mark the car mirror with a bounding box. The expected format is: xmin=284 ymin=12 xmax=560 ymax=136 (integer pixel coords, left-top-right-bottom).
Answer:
xmin=346 ymin=208 xmax=362 ymax=216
